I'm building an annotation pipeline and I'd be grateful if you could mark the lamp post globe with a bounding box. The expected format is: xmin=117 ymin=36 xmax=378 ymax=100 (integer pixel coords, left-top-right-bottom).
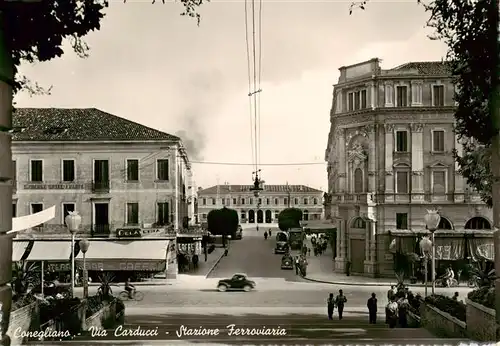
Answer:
xmin=419 ymin=236 xmax=432 ymax=253
xmin=424 ymin=209 xmax=440 ymax=295
xmin=424 ymin=209 xmax=441 ymax=232
xmin=79 ymin=238 xmax=90 ymax=254
xmin=65 ymin=211 xmax=81 ymax=298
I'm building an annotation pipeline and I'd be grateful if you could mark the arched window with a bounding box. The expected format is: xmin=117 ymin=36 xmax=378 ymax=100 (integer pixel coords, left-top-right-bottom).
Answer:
xmin=354 ymin=168 xmax=363 ymax=193
xmin=303 ymin=198 xmax=308 ymax=205
xmin=465 ymin=217 xmax=491 ymax=230
xmin=313 ymin=198 xmax=318 ymax=205
xmin=438 ymin=217 xmax=453 ymax=230
xmin=351 ymin=217 xmax=366 ymax=229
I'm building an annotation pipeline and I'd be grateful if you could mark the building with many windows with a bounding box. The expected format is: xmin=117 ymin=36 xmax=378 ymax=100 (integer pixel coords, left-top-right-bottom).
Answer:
xmin=324 ymin=59 xmax=494 ymax=278
xmin=197 ymin=184 xmax=324 ymax=224
xmin=11 ymin=108 xmax=194 ymax=238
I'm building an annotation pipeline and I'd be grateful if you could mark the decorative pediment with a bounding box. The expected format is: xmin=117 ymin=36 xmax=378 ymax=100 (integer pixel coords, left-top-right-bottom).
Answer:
xmin=393 ymin=162 xmax=410 ymax=168
xmin=393 ymin=158 xmax=411 ymax=167
xmin=429 ymin=161 xmax=449 ymax=169
xmin=347 ymin=143 xmax=367 ymax=163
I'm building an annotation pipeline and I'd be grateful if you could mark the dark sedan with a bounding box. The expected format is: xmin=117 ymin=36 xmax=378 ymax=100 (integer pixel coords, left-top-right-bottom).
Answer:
xmin=217 ymin=273 xmax=256 ymax=292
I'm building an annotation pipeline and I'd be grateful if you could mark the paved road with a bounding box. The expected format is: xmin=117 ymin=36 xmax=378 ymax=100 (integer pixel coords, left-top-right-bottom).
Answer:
xmin=208 ymin=226 xmax=298 ymax=279
xmin=111 ymin=282 xmax=472 ymax=310
xmin=36 ymin=312 xmax=463 ymax=344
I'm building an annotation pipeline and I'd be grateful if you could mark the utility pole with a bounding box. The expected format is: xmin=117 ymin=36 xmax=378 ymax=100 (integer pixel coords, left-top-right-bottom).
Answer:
xmin=489 ymin=0 xmax=500 ymax=339
xmin=0 ymin=15 xmax=13 ymax=346
xmin=286 ymin=181 xmax=291 ymax=208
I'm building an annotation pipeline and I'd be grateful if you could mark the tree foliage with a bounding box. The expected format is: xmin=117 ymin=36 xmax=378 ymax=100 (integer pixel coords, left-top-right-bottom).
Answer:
xmin=351 ymin=0 xmax=498 ymax=207
xmin=2 ymin=0 xmax=205 ymax=94
xmin=425 ymin=0 xmax=498 ymax=207
xmin=278 ymin=208 xmax=303 ymax=231
xmin=207 ymin=207 xmax=239 ymax=237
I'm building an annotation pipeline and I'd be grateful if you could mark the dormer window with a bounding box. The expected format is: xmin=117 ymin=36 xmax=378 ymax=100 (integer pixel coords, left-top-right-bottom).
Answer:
xmin=44 ymin=127 xmax=68 ymax=135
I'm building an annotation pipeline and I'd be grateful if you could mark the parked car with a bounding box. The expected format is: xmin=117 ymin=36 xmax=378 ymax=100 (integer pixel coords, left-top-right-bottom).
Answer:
xmin=281 ymin=255 xmax=293 ymax=270
xmin=275 ymin=241 xmax=289 ymax=254
xmin=217 ymin=273 xmax=256 ymax=292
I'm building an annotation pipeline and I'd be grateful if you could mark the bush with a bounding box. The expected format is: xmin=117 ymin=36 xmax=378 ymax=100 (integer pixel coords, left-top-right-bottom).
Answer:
xmin=424 ymin=294 xmax=466 ymax=322
xmin=116 ymin=298 xmax=125 ymax=324
xmin=85 ymin=295 xmax=105 ymax=318
xmin=11 ymin=294 xmax=36 ymax=311
xmin=467 ymin=286 xmax=495 ymax=309
xmin=38 ymin=297 xmax=83 ymax=337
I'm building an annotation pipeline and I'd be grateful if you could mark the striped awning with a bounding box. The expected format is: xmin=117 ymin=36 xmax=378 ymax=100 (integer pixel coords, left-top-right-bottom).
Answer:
xmin=12 ymin=241 xmax=30 ymax=261
xmin=75 ymin=240 xmax=169 ymax=271
xmin=27 ymin=241 xmax=72 ymax=261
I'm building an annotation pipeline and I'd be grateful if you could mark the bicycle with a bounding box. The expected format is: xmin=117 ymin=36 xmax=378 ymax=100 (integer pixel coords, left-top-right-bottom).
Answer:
xmin=434 ymin=277 xmax=459 ymax=288
xmin=119 ymin=289 xmax=144 ymax=301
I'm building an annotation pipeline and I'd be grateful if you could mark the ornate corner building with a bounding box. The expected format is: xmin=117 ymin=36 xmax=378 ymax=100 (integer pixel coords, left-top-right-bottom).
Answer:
xmin=324 ymin=58 xmax=494 ymax=278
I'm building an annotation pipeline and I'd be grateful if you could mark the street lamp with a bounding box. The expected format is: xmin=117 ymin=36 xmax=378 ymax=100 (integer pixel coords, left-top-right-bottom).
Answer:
xmin=424 ymin=209 xmax=441 ymax=295
xmin=65 ymin=211 xmax=82 ymax=297
xmin=79 ymin=238 xmax=90 ymax=298
xmin=419 ymin=236 xmax=432 ymax=297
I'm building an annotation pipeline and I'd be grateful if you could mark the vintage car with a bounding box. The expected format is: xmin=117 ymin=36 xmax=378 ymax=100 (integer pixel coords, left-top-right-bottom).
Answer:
xmin=275 ymin=241 xmax=289 ymax=254
xmin=217 ymin=273 xmax=256 ymax=292
xmin=281 ymin=255 xmax=294 ymax=270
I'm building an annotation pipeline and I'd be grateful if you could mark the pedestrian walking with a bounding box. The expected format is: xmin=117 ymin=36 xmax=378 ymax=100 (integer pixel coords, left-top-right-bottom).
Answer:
xmin=387 ymin=285 xmax=395 ymax=302
xmin=327 ymin=293 xmax=335 ymax=320
xmin=335 ymin=289 xmax=347 ymax=320
xmin=307 ymin=248 xmax=311 ymax=256
xmin=386 ymin=297 xmax=398 ymax=328
xmin=452 ymin=292 xmax=459 ymax=301
xmin=367 ymin=293 xmax=377 ymax=324
xmin=295 ymin=256 xmax=299 ymax=275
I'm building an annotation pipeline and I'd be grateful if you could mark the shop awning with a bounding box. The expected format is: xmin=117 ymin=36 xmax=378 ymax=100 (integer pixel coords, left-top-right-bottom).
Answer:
xmin=12 ymin=241 xmax=30 ymax=261
xmin=75 ymin=240 xmax=170 ymax=271
xmin=27 ymin=241 xmax=71 ymax=261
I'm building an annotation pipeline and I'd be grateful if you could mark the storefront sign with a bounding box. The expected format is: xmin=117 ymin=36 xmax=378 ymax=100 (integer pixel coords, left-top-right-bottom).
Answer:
xmin=24 ymin=183 xmax=85 ymax=190
xmin=435 ymin=238 xmax=465 ymax=260
xmin=79 ymin=260 xmax=165 ymax=271
xmin=46 ymin=262 xmax=71 ymax=272
xmin=177 ymin=242 xmax=201 ymax=255
xmin=116 ymin=228 xmax=141 ymax=238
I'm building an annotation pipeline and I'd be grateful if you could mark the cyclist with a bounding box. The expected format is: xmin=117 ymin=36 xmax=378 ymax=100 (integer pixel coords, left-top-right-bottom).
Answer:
xmin=125 ymin=278 xmax=136 ymax=299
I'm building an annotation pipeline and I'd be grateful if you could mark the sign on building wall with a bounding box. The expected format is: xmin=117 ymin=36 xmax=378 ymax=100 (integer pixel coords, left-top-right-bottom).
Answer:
xmin=116 ymin=229 xmax=142 ymax=238
xmin=23 ymin=183 xmax=85 ymax=190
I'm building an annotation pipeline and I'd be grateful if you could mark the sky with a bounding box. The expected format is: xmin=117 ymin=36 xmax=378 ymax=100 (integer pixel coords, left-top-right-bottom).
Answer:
xmin=15 ymin=0 xmax=447 ymax=191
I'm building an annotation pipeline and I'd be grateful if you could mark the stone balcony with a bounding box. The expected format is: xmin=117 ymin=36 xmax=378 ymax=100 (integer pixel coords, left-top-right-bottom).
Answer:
xmin=331 ymin=192 xmax=484 ymax=205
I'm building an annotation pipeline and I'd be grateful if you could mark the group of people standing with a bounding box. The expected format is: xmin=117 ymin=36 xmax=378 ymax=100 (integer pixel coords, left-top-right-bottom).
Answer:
xmin=325 ymin=285 xmax=416 ymax=328
xmin=385 ymin=285 xmax=413 ymax=328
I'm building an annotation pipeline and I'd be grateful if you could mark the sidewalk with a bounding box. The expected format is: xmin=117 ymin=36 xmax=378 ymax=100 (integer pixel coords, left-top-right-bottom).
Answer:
xmin=80 ymin=248 xmax=225 ymax=287
xmin=303 ymin=238 xmax=425 ymax=287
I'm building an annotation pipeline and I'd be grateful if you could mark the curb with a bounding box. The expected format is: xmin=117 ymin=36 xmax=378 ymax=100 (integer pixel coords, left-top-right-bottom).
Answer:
xmin=205 ymin=250 xmax=226 ymax=278
xmin=303 ymin=276 xmax=444 ymax=288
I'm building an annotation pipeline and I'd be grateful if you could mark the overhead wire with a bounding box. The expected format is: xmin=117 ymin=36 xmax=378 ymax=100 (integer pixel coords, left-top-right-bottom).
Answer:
xmin=257 ymin=0 xmax=263 ymax=175
xmin=251 ymin=0 xmax=259 ymax=174
xmin=244 ymin=0 xmax=256 ymax=172
xmin=189 ymin=160 xmax=326 ymax=166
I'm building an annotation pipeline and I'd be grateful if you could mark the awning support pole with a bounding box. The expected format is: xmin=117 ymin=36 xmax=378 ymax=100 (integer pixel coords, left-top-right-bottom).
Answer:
xmin=41 ymin=261 xmax=44 ymax=297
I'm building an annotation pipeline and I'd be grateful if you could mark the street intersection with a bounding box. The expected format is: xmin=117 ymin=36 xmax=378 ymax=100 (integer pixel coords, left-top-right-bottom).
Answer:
xmin=66 ymin=227 xmax=471 ymax=344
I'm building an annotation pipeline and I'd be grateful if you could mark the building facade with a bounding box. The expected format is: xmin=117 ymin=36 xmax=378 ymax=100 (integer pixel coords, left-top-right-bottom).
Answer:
xmin=324 ymin=59 xmax=494 ymax=277
xmin=197 ymin=184 xmax=324 ymax=224
xmin=11 ymin=108 xmax=193 ymax=237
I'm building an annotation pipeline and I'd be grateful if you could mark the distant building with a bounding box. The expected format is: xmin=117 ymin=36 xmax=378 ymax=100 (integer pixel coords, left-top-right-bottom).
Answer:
xmin=197 ymin=184 xmax=324 ymax=224
xmin=324 ymin=59 xmax=493 ymax=278
xmin=11 ymin=108 xmax=193 ymax=238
